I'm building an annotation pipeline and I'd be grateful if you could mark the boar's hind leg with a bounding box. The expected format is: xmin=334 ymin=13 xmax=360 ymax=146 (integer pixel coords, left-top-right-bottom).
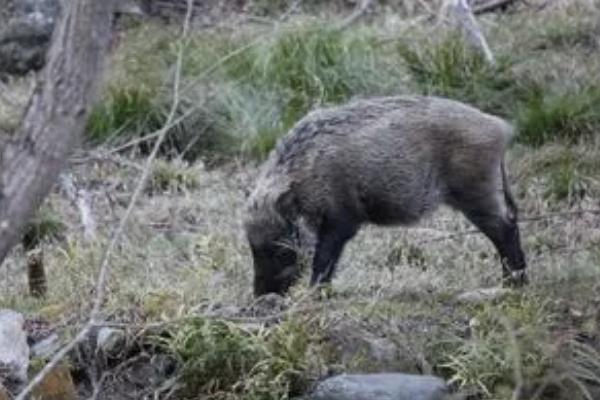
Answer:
xmin=309 ymin=216 xmax=357 ymax=287
xmin=450 ymin=189 xmax=527 ymax=287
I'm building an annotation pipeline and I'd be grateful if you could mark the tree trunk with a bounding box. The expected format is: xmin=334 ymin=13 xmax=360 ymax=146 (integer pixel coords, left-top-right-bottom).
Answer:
xmin=0 ymin=0 xmax=115 ymax=264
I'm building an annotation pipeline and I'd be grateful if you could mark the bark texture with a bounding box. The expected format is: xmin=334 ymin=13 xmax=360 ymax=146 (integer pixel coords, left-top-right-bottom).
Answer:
xmin=0 ymin=0 xmax=115 ymax=264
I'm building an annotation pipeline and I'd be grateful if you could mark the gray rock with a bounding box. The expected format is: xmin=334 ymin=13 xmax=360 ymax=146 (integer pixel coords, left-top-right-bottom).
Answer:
xmin=0 ymin=309 xmax=30 ymax=386
xmin=311 ymin=373 xmax=449 ymax=400
xmin=31 ymin=332 xmax=61 ymax=359
xmin=96 ymin=327 xmax=126 ymax=355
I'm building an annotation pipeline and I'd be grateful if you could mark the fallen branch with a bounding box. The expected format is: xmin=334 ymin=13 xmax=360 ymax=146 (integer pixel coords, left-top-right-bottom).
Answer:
xmin=60 ymin=174 xmax=96 ymax=241
xmin=474 ymin=0 xmax=520 ymax=14
xmin=14 ymin=1 xmax=195 ymax=399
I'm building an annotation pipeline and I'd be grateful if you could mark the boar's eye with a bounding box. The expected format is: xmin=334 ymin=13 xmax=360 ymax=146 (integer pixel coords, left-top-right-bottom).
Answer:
xmin=274 ymin=245 xmax=296 ymax=266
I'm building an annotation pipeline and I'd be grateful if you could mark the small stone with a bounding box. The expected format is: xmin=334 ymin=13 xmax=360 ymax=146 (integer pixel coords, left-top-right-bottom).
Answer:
xmin=31 ymin=333 xmax=61 ymax=359
xmin=311 ymin=373 xmax=449 ymax=400
xmin=96 ymin=327 xmax=126 ymax=355
xmin=0 ymin=309 xmax=29 ymax=385
xmin=31 ymin=364 xmax=76 ymax=400
xmin=456 ymin=288 xmax=511 ymax=304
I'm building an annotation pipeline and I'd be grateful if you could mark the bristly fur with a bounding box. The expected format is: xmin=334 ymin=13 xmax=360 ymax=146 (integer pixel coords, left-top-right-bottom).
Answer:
xmin=245 ymin=94 xmax=527 ymax=296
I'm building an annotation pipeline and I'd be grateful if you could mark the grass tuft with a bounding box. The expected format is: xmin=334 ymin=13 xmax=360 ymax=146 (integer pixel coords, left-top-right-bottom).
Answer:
xmin=146 ymin=159 xmax=200 ymax=194
xmin=164 ymin=316 xmax=323 ymax=399
xmin=516 ymin=85 xmax=600 ymax=146
xmin=395 ymin=35 xmax=527 ymax=117
xmin=86 ymin=86 xmax=163 ymax=145
xmin=441 ymin=294 xmax=554 ymax=397
xmin=22 ymin=207 xmax=67 ymax=250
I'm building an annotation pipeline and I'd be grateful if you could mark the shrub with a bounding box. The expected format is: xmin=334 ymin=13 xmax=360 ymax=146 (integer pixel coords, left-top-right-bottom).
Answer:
xmin=92 ymin=20 xmax=406 ymax=160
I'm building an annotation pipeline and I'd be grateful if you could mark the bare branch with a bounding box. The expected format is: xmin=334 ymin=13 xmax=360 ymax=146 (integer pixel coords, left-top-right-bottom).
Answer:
xmin=60 ymin=174 xmax=96 ymax=240
xmin=474 ymin=0 xmax=520 ymax=14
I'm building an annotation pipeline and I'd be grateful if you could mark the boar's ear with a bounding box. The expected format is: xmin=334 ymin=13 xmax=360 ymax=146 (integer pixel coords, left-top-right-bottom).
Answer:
xmin=275 ymin=190 xmax=298 ymax=221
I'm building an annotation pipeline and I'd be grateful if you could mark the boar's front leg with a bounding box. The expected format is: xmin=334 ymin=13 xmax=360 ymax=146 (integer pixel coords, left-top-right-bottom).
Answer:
xmin=309 ymin=215 xmax=358 ymax=287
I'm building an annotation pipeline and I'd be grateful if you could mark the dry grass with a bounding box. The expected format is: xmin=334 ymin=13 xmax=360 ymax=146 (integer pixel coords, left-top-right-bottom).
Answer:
xmin=1 ymin=2 xmax=600 ymax=399
xmin=0 ymin=142 xmax=599 ymax=398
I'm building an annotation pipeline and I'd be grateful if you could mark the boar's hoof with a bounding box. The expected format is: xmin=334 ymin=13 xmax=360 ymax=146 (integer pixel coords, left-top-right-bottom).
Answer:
xmin=503 ymin=270 xmax=529 ymax=288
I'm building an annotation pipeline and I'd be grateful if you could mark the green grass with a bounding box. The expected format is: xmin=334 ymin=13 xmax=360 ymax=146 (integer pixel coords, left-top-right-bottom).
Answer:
xmin=87 ymin=19 xmax=406 ymax=160
xmin=395 ymin=35 xmax=527 ymax=117
xmin=89 ymin=9 xmax=600 ymax=159
xmin=441 ymin=294 xmax=555 ymax=398
xmin=515 ymin=85 xmax=600 ymax=146
xmin=164 ymin=316 xmax=324 ymax=399
xmin=86 ymin=85 xmax=163 ymax=144
xmin=22 ymin=206 xmax=67 ymax=250
xmin=85 ymin=23 xmax=175 ymax=145
xmin=534 ymin=13 xmax=599 ymax=50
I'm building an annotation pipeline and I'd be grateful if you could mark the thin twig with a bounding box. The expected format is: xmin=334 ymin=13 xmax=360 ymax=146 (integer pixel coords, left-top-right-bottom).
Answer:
xmin=87 ymin=353 xmax=151 ymax=400
xmin=416 ymin=208 xmax=600 ymax=245
xmin=14 ymin=2 xmax=195 ymax=399
xmin=520 ymin=208 xmax=600 ymax=222
xmin=69 ymin=152 xmax=145 ymax=171
xmin=103 ymin=106 xmax=197 ymax=155
xmin=335 ymin=0 xmax=374 ymax=31
xmin=91 ymin=0 xmax=305 ymax=159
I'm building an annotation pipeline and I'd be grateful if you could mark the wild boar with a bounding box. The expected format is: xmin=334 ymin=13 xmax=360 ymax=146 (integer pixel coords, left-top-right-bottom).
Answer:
xmin=244 ymin=95 xmax=527 ymax=296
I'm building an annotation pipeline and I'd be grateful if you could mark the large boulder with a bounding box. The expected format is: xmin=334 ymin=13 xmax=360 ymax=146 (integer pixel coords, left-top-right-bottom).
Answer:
xmin=0 ymin=309 xmax=30 ymax=391
xmin=311 ymin=373 xmax=450 ymax=400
